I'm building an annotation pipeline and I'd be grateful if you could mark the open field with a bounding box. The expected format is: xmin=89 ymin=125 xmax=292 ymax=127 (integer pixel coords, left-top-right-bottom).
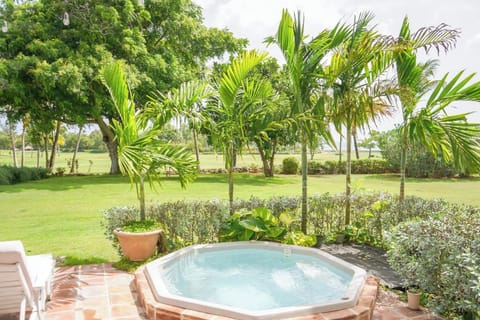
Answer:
xmin=0 ymin=171 xmax=479 ymax=262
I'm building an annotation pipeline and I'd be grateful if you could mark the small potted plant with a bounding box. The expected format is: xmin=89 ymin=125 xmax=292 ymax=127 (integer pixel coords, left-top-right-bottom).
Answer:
xmin=55 ymin=167 xmax=66 ymax=177
xmin=406 ymin=286 xmax=422 ymax=310
xmin=249 ymin=163 xmax=260 ymax=173
xmin=102 ymin=62 xmax=198 ymax=261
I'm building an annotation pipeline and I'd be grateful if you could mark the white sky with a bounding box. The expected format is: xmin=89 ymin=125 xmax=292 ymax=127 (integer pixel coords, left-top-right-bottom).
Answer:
xmin=193 ymin=0 xmax=480 ymax=134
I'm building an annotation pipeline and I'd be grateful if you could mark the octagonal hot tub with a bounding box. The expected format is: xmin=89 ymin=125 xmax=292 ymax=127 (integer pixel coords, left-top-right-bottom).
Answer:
xmin=140 ymin=241 xmax=368 ymax=320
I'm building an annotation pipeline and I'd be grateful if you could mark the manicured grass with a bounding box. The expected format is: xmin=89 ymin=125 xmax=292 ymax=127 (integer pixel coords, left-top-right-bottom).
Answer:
xmin=0 ymin=149 xmax=381 ymax=173
xmin=0 ymin=172 xmax=479 ymax=263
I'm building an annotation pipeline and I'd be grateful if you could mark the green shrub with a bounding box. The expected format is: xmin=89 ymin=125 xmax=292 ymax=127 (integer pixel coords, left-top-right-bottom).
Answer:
xmin=0 ymin=166 xmax=49 ymax=185
xmin=149 ymin=200 xmax=229 ymax=250
xmin=0 ymin=166 xmax=14 ymax=185
xmin=377 ymin=129 xmax=463 ymax=177
xmin=102 ymin=193 xmax=479 ymax=282
xmin=219 ymin=207 xmax=315 ymax=246
xmin=101 ymin=206 xmax=142 ymax=254
xmin=282 ymin=156 xmax=299 ymax=174
xmin=386 ymin=209 xmax=480 ymax=317
xmin=220 ymin=207 xmax=287 ymax=242
xmin=122 ymin=220 xmax=161 ymax=233
xmin=307 ymin=159 xmax=388 ymax=175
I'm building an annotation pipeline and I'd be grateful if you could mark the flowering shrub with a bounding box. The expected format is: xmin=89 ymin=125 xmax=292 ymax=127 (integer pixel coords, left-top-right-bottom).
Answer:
xmin=386 ymin=208 xmax=480 ymax=317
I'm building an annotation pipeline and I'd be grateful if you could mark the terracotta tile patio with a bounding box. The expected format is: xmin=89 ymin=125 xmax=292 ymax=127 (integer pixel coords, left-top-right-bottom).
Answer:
xmin=27 ymin=264 xmax=443 ymax=320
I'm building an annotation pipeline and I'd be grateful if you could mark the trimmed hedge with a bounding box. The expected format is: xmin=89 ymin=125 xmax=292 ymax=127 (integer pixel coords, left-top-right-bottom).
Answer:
xmin=308 ymin=159 xmax=389 ymax=175
xmin=102 ymin=193 xmax=479 ymax=318
xmin=0 ymin=166 xmax=49 ymax=185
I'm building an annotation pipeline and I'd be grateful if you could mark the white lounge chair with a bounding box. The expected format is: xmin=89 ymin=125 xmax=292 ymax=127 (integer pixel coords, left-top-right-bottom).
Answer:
xmin=0 ymin=240 xmax=55 ymax=320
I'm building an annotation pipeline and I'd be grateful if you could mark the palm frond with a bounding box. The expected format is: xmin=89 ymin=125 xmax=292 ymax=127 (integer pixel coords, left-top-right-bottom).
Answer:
xmin=219 ymin=50 xmax=267 ymax=109
xmin=427 ymin=71 xmax=480 ymax=111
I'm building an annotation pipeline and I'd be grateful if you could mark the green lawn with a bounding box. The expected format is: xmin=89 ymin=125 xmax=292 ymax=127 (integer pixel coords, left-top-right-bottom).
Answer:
xmin=0 ymin=172 xmax=479 ymax=263
xmin=0 ymin=149 xmax=380 ymax=173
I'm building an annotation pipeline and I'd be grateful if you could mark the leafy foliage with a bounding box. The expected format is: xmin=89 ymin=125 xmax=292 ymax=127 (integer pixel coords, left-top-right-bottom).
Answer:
xmin=387 ymin=209 xmax=480 ymax=317
xmin=0 ymin=165 xmax=49 ymax=185
xmin=377 ymin=129 xmax=463 ymax=177
xmin=219 ymin=207 xmax=316 ymax=246
xmin=102 ymin=192 xmax=475 ymax=254
xmin=308 ymin=159 xmax=388 ymax=175
xmin=121 ymin=220 xmax=162 ymax=233
xmin=282 ymin=156 xmax=299 ymax=174
xmin=101 ymin=61 xmax=198 ymax=219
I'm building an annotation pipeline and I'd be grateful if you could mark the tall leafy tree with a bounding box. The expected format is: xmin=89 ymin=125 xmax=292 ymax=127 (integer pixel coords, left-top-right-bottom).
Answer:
xmin=0 ymin=0 xmax=246 ymax=173
xmin=267 ymin=10 xmax=346 ymax=232
xmin=207 ymin=50 xmax=268 ymax=214
xmin=394 ymin=18 xmax=480 ymax=201
xmin=325 ymin=12 xmax=391 ymax=226
xmin=153 ymin=80 xmax=214 ymax=170
xmin=101 ymin=61 xmax=197 ymax=220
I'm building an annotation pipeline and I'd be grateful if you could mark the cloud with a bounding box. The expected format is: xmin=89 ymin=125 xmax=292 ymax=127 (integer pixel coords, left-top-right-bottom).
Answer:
xmin=193 ymin=0 xmax=480 ymax=125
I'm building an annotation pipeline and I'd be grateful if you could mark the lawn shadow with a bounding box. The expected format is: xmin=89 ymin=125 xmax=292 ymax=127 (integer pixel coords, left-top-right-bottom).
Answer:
xmin=183 ymin=173 xmax=299 ymax=186
xmin=0 ymin=173 xmax=298 ymax=194
xmin=363 ymin=173 xmax=480 ymax=184
xmin=0 ymin=174 xmax=131 ymax=193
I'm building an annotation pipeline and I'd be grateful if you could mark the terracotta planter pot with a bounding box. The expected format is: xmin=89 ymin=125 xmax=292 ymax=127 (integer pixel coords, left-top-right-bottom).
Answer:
xmin=407 ymin=290 xmax=421 ymax=310
xmin=114 ymin=229 xmax=162 ymax=261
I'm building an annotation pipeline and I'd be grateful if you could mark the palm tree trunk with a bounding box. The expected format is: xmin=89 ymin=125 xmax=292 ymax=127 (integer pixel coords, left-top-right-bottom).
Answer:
xmin=345 ymin=123 xmax=352 ymax=226
xmin=139 ymin=175 xmax=146 ymax=221
xmin=301 ymin=131 xmax=308 ymax=234
xmin=70 ymin=126 xmax=83 ymax=173
xmin=338 ymin=133 xmax=343 ymax=164
xmin=228 ymin=141 xmax=235 ymax=215
xmin=399 ymin=137 xmax=407 ymax=203
xmin=353 ymin=130 xmax=360 ymax=160
xmin=192 ymin=128 xmax=201 ymax=171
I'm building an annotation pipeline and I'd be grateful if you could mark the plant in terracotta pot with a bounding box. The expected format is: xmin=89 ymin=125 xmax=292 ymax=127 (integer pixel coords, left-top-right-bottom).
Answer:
xmin=101 ymin=61 xmax=198 ymax=261
xmin=406 ymin=286 xmax=422 ymax=310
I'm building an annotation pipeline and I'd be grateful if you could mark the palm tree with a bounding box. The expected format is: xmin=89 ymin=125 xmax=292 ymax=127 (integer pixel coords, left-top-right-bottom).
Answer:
xmin=101 ymin=61 xmax=198 ymax=220
xmin=267 ymin=10 xmax=343 ymax=233
xmin=393 ymin=17 xmax=480 ymax=201
xmin=325 ymin=12 xmax=391 ymax=226
xmin=151 ymin=80 xmax=213 ymax=170
xmin=207 ymin=50 xmax=268 ymax=214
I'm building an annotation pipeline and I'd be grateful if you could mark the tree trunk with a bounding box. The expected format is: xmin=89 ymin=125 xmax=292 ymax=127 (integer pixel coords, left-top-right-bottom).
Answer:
xmin=256 ymin=139 xmax=274 ymax=177
xmin=228 ymin=142 xmax=234 ymax=215
xmin=353 ymin=129 xmax=360 ymax=160
xmin=139 ymin=175 xmax=146 ymax=221
xmin=338 ymin=133 xmax=343 ymax=164
xmin=192 ymin=128 xmax=201 ymax=171
xmin=70 ymin=126 xmax=83 ymax=173
xmin=21 ymin=121 xmax=26 ymax=168
xmin=399 ymin=132 xmax=408 ymax=203
xmin=44 ymin=136 xmax=49 ymax=168
xmin=269 ymin=139 xmax=277 ymax=178
xmin=36 ymin=147 xmax=40 ymax=168
xmin=8 ymin=121 xmax=18 ymax=168
xmin=345 ymin=122 xmax=352 ymax=227
xmin=301 ymin=130 xmax=308 ymax=234
xmin=48 ymin=120 xmax=61 ymax=170
xmin=97 ymin=117 xmax=120 ymax=174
